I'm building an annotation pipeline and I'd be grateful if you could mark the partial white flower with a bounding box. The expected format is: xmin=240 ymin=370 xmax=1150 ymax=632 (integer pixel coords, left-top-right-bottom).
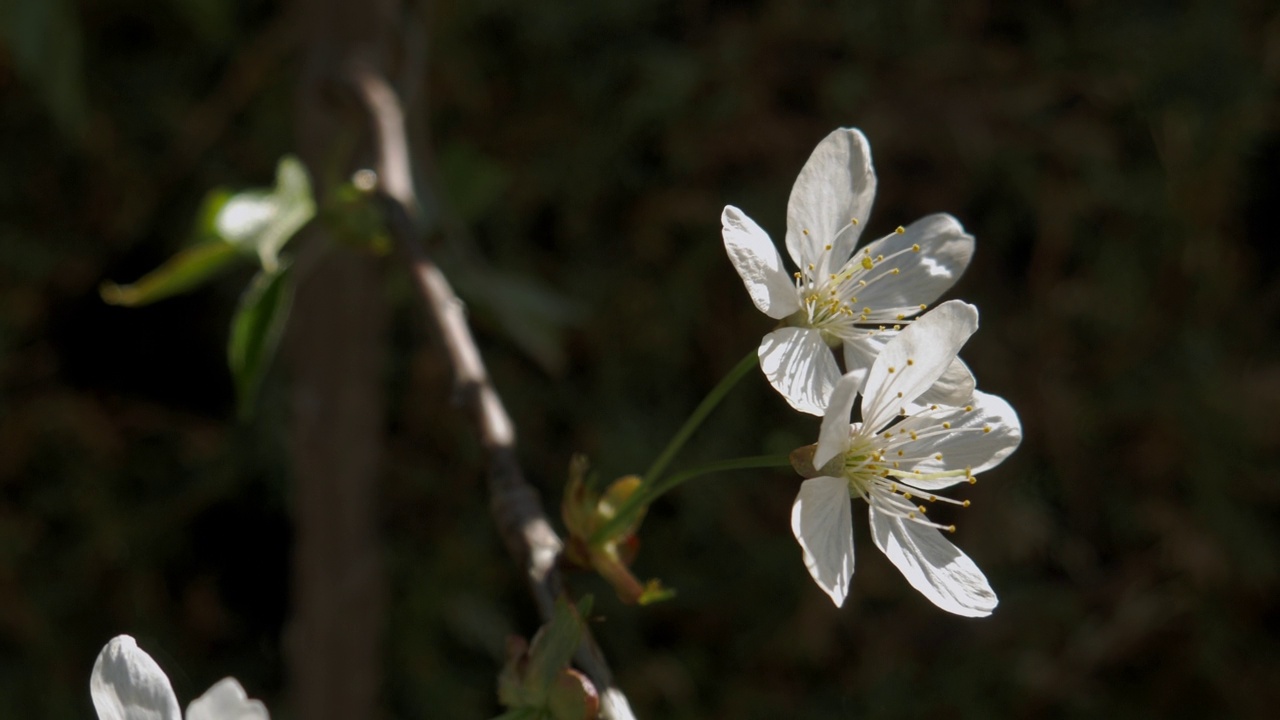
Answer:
xmin=789 ymin=301 xmax=1021 ymax=615
xmin=91 ymin=635 xmax=269 ymax=720
xmin=724 ymin=128 xmax=976 ymax=415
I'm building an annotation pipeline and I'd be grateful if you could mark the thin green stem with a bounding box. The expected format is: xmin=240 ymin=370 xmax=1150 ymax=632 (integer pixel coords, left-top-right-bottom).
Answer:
xmin=641 ymin=348 xmax=759 ymax=487
xmin=589 ymin=454 xmax=793 ymax=546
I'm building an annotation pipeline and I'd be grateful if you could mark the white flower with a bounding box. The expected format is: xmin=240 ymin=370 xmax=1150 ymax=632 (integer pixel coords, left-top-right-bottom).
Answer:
xmin=723 ymin=128 xmax=976 ymax=415
xmin=91 ymin=635 xmax=269 ymax=720
xmin=788 ymin=301 xmax=1021 ymax=615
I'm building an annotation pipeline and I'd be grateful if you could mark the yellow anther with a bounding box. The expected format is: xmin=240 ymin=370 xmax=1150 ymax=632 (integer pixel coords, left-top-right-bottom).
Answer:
xmin=903 ymin=492 xmax=913 ymax=499
xmin=968 ymin=476 xmax=977 ymax=485
xmin=965 ymin=405 xmax=974 ymax=412
xmin=861 ymin=256 xmax=874 ymax=270
xmin=930 ymin=405 xmax=939 ymax=410
xmin=911 ymin=243 xmax=920 ymax=252
xmin=888 ymin=366 xmax=896 ymax=373
xmin=962 ymin=500 xmax=971 ymax=508
xmin=876 ymin=254 xmax=884 ymax=262
xmin=928 ymin=495 xmax=937 ymax=502
xmin=906 ymin=358 xmax=914 ymax=365
xmin=851 ymin=217 xmax=859 ymax=225
xmin=947 ymin=525 xmax=957 ymax=534
xmin=897 ymin=314 xmax=906 ymax=320
xmin=934 ymin=453 xmax=943 ymax=461
xmin=919 ymin=505 xmax=927 ymax=513
xmin=890 ymin=483 xmax=898 ymax=492
xmin=794 ymin=271 xmax=802 ymax=279
xmin=897 ymin=450 xmax=904 ymax=456
xmin=859 ymin=280 xmax=867 ymax=287
xmin=807 ymin=263 xmax=815 ymax=271
xmin=890 ymin=268 xmax=900 ymax=275
xmin=893 ymin=324 xmax=901 ymax=330
xmin=983 ymin=426 xmax=992 ymax=433
xmin=896 ymin=391 xmax=904 ymax=398
xmin=824 ymin=244 xmax=832 ymax=251
xmin=802 ymin=229 xmax=810 ymax=235
xmin=895 ymin=226 xmax=905 ymax=234
xmin=909 ymin=431 xmax=918 ymax=441
xmin=918 ymin=304 xmax=927 ymax=310
xmin=884 ymin=431 xmax=893 ymax=439
xmin=942 ymin=422 xmax=951 ymax=429
xmin=908 ymin=512 xmax=917 ymax=519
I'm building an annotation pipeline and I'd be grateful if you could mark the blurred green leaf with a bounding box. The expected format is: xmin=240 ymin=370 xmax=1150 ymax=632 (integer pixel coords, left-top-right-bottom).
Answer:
xmin=525 ymin=596 xmax=591 ymax=692
xmin=214 ymin=156 xmax=316 ymax=272
xmin=228 ymin=264 xmax=294 ymax=417
xmin=99 ymin=240 xmax=239 ymax=307
xmin=496 ymin=597 xmax=597 ymax=719
xmin=0 ymin=0 xmax=89 ymax=138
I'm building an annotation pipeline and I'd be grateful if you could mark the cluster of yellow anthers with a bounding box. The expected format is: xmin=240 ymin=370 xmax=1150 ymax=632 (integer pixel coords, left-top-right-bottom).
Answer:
xmin=788 ymin=224 xmax=932 ymax=337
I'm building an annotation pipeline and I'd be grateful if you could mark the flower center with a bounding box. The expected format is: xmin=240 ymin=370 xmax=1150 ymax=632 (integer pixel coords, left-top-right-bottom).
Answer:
xmin=838 ymin=420 xmax=976 ymax=534
xmin=788 ymin=226 xmax=928 ymax=340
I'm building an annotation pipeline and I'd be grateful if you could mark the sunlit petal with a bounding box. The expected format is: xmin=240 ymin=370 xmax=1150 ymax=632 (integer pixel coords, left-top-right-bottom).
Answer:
xmin=758 ymin=327 xmax=841 ymax=416
xmin=869 ymin=493 xmax=997 ymax=617
xmin=722 ymin=205 xmax=801 ymax=319
xmin=791 ymin=476 xmax=855 ymax=606
xmin=785 ymin=129 xmax=876 ymax=275
xmin=862 ymin=301 xmax=978 ymax=431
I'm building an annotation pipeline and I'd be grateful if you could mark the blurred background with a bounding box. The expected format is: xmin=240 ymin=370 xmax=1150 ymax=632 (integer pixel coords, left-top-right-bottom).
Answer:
xmin=2 ymin=0 xmax=1279 ymax=717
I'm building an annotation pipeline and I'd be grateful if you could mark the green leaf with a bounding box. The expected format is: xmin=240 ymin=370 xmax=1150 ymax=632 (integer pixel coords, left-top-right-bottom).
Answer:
xmin=228 ymin=265 xmax=295 ymax=417
xmin=214 ymin=156 xmax=316 ymax=271
xmin=99 ymin=240 xmax=239 ymax=307
xmin=525 ymin=596 xmax=591 ymax=694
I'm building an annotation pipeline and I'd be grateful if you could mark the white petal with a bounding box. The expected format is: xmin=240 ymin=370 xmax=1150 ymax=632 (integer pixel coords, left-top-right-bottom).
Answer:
xmin=913 ymin=356 xmax=975 ymax=408
xmin=785 ymin=129 xmax=876 ymax=276
xmin=840 ymin=332 xmax=892 ymax=395
xmin=791 ymin=476 xmax=855 ymax=606
xmin=869 ymin=493 xmax=997 ymax=617
xmin=853 ymin=214 xmax=975 ymax=318
xmin=758 ymin=327 xmax=841 ymax=416
xmin=862 ymin=301 xmax=978 ymax=431
xmin=890 ymin=390 xmax=1022 ymax=490
xmin=722 ymin=206 xmax=801 ymax=319
xmin=814 ymin=373 xmax=861 ymax=469
xmin=90 ymin=636 xmax=182 ymax=720
xmin=187 ymin=678 xmax=270 ymax=720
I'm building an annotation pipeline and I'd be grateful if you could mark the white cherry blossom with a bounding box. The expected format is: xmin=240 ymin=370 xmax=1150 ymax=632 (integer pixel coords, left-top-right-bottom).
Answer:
xmin=91 ymin=635 xmax=269 ymax=720
xmin=723 ymin=128 xmax=976 ymax=415
xmin=788 ymin=301 xmax=1021 ymax=615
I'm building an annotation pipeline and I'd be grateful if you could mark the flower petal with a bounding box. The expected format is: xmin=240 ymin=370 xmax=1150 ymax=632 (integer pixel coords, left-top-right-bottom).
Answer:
xmin=791 ymin=476 xmax=855 ymax=607
xmin=840 ymin=331 xmax=892 ymax=394
xmin=889 ymin=390 xmax=1022 ymax=490
xmin=90 ymin=636 xmax=182 ymax=720
xmin=913 ymin=356 xmax=975 ymax=408
xmin=861 ymin=301 xmax=978 ymax=431
xmin=187 ymin=678 xmax=270 ymax=720
xmin=758 ymin=327 xmax=841 ymax=416
xmin=814 ymin=372 xmax=861 ymax=469
xmin=853 ymin=214 xmax=975 ymax=320
xmin=785 ymin=128 xmax=876 ymax=276
xmin=868 ymin=493 xmax=997 ymax=617
xmin=722 ymin=205 xmax=800 ymax=319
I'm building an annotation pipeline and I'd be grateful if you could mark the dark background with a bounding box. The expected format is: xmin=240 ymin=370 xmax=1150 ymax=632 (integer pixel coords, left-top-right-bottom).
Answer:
xmin=2 ymin=0 xmax=1279 ymax=717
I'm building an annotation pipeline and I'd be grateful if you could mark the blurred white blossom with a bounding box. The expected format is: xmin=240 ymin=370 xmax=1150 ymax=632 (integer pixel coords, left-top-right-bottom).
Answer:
xmin=90 ymin=635 xmax=268 ymax=720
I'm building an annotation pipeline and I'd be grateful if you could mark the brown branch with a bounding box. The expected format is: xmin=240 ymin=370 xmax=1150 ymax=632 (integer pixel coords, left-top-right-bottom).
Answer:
xmin=347 ymin=65 xmax=638 ymax=720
